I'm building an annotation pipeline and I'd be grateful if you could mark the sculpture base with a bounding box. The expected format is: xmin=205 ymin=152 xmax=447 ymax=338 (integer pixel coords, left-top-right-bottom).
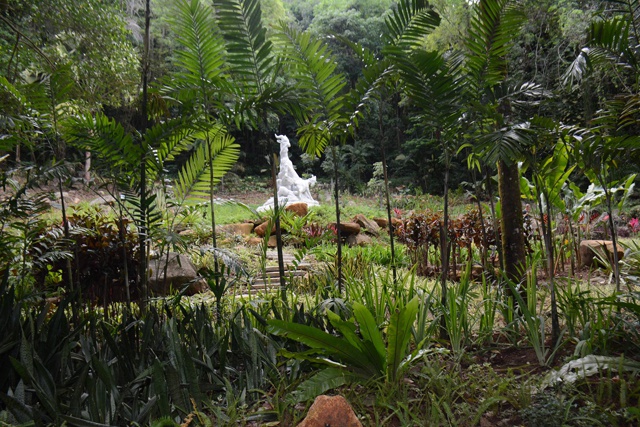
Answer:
xmin=257 ymin=197 xmax=320 ymax=213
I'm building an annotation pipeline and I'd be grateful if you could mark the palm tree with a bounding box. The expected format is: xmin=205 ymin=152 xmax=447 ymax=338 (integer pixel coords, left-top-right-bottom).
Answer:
xmin=273 ymin=23 xmax=350 ymax=290
xmin=212 ymin=0 xmax=298 ymax=298
xmin=384 ymin=7 xmax=462 ymax=334
xmin=462 ymin=0 xmax=533 ymax=292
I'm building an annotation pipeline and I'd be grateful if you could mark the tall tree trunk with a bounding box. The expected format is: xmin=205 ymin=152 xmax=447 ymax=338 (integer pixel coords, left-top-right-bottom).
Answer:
xmin=379 ymin=99 xmax=397 ymax=285
xmin=440 ymin=145 xmax=450 ymax=340
xmin=272 ymin=152 xmax=287 ymax=304
xmin=485 ymin=165 xmax=503 ymax=270
xmin=138 ymin=0 xmax=151 ymax=310
xmin=497 ymin=160 xmax=526 ymax=302
xmin=331 ymin=144 xmax=343 ymax=293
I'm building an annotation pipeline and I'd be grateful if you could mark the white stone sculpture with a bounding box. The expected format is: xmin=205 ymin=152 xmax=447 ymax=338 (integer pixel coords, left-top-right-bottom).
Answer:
xmin=257 ymin=135 xmax=319 ymax=212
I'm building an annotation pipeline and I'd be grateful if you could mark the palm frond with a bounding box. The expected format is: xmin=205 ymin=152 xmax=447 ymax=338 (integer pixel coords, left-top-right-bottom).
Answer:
xmin=465 ymin=0 xmax=526 ymax=92
xmin=65 ymin=113 xmax=141 ymax=172
xmin=479 ymin=124 xmax=533 ymax=164
xmin=387 ymin=48 xmax=461 ymax=127
xmin=619 ymin=93 xmax=640 ymax=129
xmin=144 ymin=118 xmax=206 ymax=180
xmin=169 ymin=0 xmax=228 ymax=111
xmin=173 ymin=127 xmax=240 ymax=202
xmin=335 ymin=37 xmax=392 ymax=127
xmin=564 ymin=7 xmax=639 ymax=87
xmin=22 ymin=66 xmax=75 ymax=124
xmin=213 ymin=0 xmax=276 ymax=91
xmin=562 ymin=48 xmax=590 ymax=88
xmin=0 ymin=77 xmax=36 ymax=152
xmin=384 ymin=0 xmax=441 ymax=50
xmin=274 ymin=24 xmax=348 ymax=155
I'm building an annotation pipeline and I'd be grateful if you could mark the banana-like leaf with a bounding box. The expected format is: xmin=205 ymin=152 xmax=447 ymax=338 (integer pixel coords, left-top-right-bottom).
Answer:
xmin=386 ymin=296 xmax=419 ymax=382
xmin=538 ymin=142 xmax=575 ymax=211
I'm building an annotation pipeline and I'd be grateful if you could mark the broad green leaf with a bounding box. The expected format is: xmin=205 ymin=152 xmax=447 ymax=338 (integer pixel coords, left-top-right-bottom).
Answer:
xmin=288 ymin=367 xmax=353 ymax=404
xmin=325 ymin=309 xmax=361 ymax=351
xmin=386 ymin=296 xmax=419 ymax=382
xmin=267 ymin=319 xmax=377 ymax=375
xmin=351 ymin=302 xmax=385 ymax=367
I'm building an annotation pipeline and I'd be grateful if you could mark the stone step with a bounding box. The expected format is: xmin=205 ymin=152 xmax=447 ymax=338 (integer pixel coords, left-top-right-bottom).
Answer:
xmin=264 ymin=263 xmax=311 ymax=273
xmin=251 ymin=269 xmax=307 ymax=288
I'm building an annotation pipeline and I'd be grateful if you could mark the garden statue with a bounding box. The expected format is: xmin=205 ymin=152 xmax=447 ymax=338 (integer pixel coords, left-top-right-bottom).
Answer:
xmin=258 ymin=135 xmax=319 ymax=211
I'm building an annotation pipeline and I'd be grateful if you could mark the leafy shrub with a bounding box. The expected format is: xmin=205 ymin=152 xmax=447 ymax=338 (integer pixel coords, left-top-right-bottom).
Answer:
xmin=396 ymin=209 xmax=499 ymax=276
xmin=35 ymin=206 xmax=139 ymax=302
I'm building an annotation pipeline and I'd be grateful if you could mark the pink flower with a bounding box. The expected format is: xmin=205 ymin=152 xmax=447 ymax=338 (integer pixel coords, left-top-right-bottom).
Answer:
xmin=630 ymin=217 xmax=640 ymax=233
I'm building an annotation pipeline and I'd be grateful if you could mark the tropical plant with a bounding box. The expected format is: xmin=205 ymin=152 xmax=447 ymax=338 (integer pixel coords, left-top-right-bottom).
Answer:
xmin=521 ymin=132 xmax=576 ymax=342
xmin=267 ymin=296 xmax=423 ymax=402
xmin=461 ymin=0 xmax=536 ymax=293
xmin=274 ymin=23 xmax=350 ymax=291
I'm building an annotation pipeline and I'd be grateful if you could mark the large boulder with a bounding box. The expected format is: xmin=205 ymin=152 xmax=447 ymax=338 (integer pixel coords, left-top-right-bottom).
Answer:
xmin=579 ymin=240 xmax=625 ymax=269
xmin=148 ymin=252 xmax=207 ymax=295
xmin=255 ymin=221 xmax=275 ymax=237
xmin=297 ymin=395 xmax=362 ymax=427
xmin=373 ymin=217 xmax=388 ymax=228
xmin=221 ymin=222 xmax=254 ymax=236
xmin=346 ymin=233 xmax=372 ymax=247
xmin=373 ymin=217 xmax=402 ymax=230
xmin=329 ymin=222 xmax=361 ymax=236
xmin=286 ymin=202 xmax=309 ymax=217
xmin=353 ymin=214 xmax=380 ymax=236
